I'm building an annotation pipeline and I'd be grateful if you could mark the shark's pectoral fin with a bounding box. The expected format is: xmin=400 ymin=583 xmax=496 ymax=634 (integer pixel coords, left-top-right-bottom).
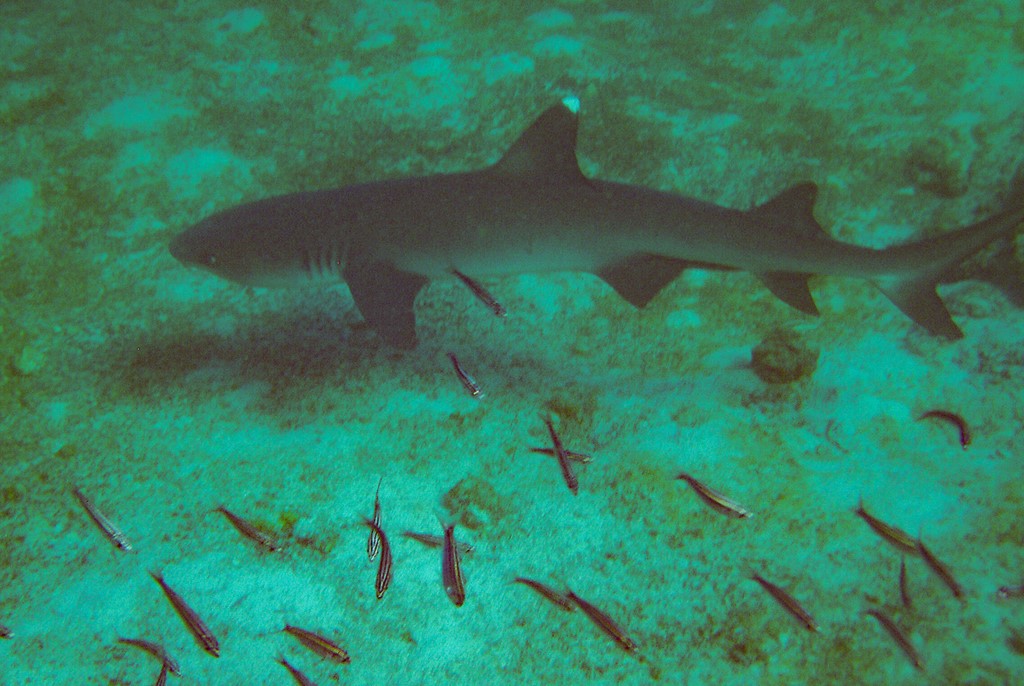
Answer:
xmin=343 ymin=257 xmax=428 ymax=349
xmin=756 ymin=272 xmax=819 ymax=315
xmin=596 ymin=254 xmax=689 ymax=308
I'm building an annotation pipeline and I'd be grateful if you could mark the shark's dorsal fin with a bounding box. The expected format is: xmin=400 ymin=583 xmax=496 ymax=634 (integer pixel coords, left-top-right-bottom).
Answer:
xmin=343 ymin=254 xmax=428 ymax=349
xmin=491 ymin=96 xmax=585 ymax=180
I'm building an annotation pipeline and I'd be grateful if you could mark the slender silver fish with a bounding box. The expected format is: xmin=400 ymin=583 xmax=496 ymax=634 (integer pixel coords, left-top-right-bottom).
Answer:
xmin=215 ymin=505 xmax=279 ymax=552
xmin=284 ymin=624 xmax=351 ymax=663
xmin=899 ymin=558 xmax=912 ymax=610
xmin=447 ymin=352 xmax=484 ymax=399
xmin=512 ymin=577 xmax=575 ymax=612
xmin=367 ymin=477 xmax=383 ymax=561
xmin=401 ymin=531 xmax=475 ymax=555
xmin=72 ymin=486 xmax=132 ymax=552
xmin=117 ymin=637 xmax=182 ymax=676
xmin=149 ymin=571 xmax=220 ymax=658
xmin=361 ymin=518 xmax=393 ymax=600
xmin=750 ymin=572 xmax=819 ymax=632
xmin=441 ymin=520 xmax=467 ymax=607
xmin=854 ymin=500 xmax=918 ymax=555
xmin=543 ymin=415 xmax=578 ymax=495
xmin=450 ymin=268 xmax=507 ymax=317
xmin=917 ymin=409 xmax=970 ymax=449
xmin=529 ymin=446 xmax=592 ymax=463
xmin=915 ymin=536 xmax=964 ymax=600
xmin=277 ymin=655 xmax=319 ymax=686
xmin=996 ymin=583 xmax=1024 ymax=600
xmin=675 ymin=472 xmax=752 ymax=518
xmin=566 ymin=589 xmax=638 ymax=651
xmin=864 ymin=609 xmax=924 ymax=670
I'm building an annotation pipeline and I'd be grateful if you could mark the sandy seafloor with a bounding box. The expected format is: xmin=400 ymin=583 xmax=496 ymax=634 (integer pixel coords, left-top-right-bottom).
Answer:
xmin=2 ymin=1 xmax=1024 ymax=684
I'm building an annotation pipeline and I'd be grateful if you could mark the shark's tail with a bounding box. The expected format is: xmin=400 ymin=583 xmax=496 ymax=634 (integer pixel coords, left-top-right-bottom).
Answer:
xmin=873 ymin=182 xmax=1024 ymax=339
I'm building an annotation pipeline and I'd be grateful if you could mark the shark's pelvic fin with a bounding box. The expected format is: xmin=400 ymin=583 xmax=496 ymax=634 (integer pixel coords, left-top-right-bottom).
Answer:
xmin=343 ymin=256 xmax=428 ymax=349
xmin=491 ymin=96 xmax=585 ymax=182
xmin=756 ymin=271 xmax=819 ymax=315
xmin=875 ymin=269 xmax=963 ymax=339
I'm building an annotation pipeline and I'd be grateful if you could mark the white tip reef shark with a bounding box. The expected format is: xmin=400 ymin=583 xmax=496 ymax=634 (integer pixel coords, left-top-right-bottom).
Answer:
xmin=170 ymin=96 xmax=1024 ymax=348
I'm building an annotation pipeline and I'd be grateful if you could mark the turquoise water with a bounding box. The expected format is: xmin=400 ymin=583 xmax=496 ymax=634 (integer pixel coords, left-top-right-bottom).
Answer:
xmin=2 ymin=2 xmax=1023 ymax=684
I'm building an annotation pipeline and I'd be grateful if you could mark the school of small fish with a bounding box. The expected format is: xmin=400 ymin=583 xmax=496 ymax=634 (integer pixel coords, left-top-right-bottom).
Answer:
xmin=2 ymin=276 xmax=1016 ymax=683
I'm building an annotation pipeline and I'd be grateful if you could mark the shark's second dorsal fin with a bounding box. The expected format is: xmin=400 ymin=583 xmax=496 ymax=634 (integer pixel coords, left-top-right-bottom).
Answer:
xmin=749 ymin=182 xmax=824 ymax=239
xmin=491 ymin=96 xmax=585 ymax=181
xmin=749 ymin=183 xmax=825 ymax=315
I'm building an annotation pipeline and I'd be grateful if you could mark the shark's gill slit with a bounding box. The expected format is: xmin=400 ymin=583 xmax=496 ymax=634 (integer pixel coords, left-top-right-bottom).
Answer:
xmin=301 ymin=248 xmax=311 ymax=278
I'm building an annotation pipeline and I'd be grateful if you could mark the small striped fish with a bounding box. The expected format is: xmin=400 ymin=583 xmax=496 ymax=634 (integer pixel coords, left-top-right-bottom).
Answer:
xmin=750 ymin=572 xmax=819 ymax=632
xmin=117 ymin=637 xmax=182 ymax=676
xmin=854 ymin=500 xmax=917 ymax=555
xmin=916 ymin=536 xmax=964 ymax=600
xmin=898 ymin=558 xmax=912 ymax=609
xmin=543 ymin=415 xmax=578 ymax=495
xmin=864 ymin=609 xmax=924 ymax=670
xmin=675 ymin=472 xmax=752 ymax=518
xmin=367 ymin=477 xmax=383 ymax=561
xmin=997 ymin=583 xmax=1024 ymax=600
xmin=441 ymin=521 xmax=466 ymax=607
xmin=361 ymin=518 xmax=392 ymax=600
xmin=149 ymin=571 xmax=220 ymax=657
xmin=72 ymin=486 xmax=132 ymax=552
xmin=276 ymin=655 xmax=319 ymax=686
xmin=284 ymin=624 xmax=350 ymax=663
xmin=215 ymin=505 xmax=279 ymax=552
xmin=529 ymin=446 xmax=592 ymax=463
xmin=401 ymin=531 xmax=475 ymax=555
xmin=447 ymin=352 xmax=484 ymax=399
xmin=512 ymin=577 xmax=575 ymax=612
xmin=450 ymin=268 xmax=507 ymax=317
xmin=566 ymin=589 xmax=637 ymax=651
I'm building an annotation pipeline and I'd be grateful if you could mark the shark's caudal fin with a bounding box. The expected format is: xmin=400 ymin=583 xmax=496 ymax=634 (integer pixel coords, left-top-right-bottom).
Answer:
xmin=874 ymin=195 xmax=1024 ymax=339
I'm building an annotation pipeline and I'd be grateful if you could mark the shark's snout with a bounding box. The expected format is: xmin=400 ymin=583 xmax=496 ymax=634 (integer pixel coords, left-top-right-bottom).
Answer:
xmin=168 ymin=231 xmax=191 ymax=264
xmin=169 ymin=225 xmax=214 ymax=269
